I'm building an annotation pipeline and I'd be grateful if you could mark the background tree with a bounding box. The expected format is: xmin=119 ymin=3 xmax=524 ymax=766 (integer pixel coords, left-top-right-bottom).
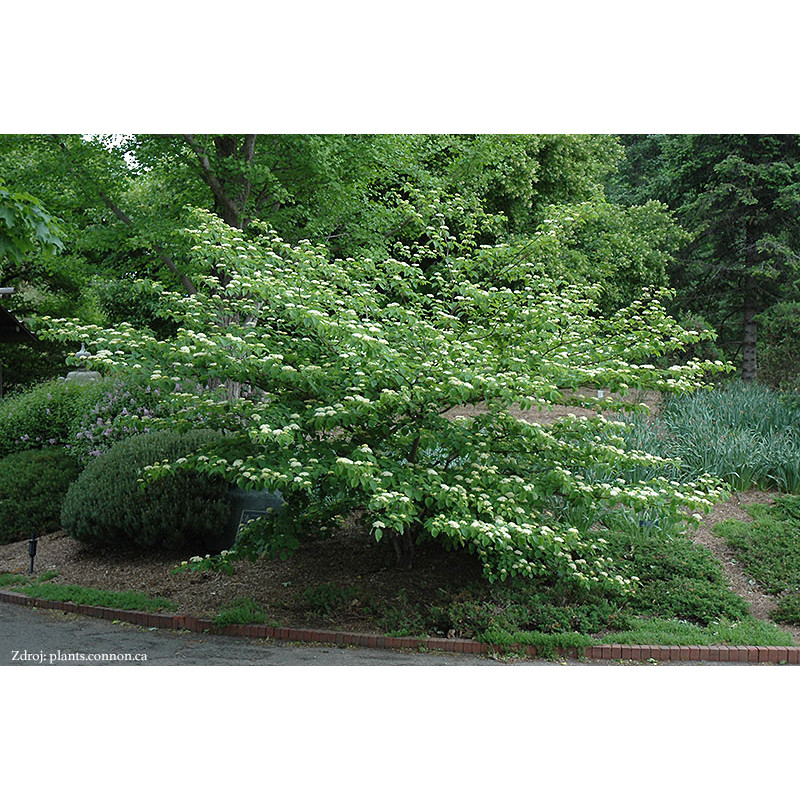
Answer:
xmin=0 ymin=133 xmax=628 ymax=319
xmin=2 ymin=132 xmax=696 ymax=392
xmin=608 ymin=134 xmax=800 ymax=383
xmin=0 ymin=181 xmax=64 ymax=267
xmin=0 ymin=178 xmax=68 ymax=391
xmin=476 ymin=199 xmax=689 ymax=314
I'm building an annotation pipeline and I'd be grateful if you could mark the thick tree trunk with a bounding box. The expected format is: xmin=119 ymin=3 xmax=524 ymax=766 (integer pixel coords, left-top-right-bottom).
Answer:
xmin=183 ymin=134 xmax=257 ymax=231
xmin=742 ymin=288 xmax=758 ymax=381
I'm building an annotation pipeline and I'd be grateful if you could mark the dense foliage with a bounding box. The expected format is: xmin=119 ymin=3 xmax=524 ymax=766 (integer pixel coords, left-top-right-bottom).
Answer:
xmin=66 ymin=374 xmax=169 ymax=465
xmin=6 ymin=131 xmax=798 ymax=614
xmin=619 ymin=382 xmax=800 ymax=492
xmin=0 ymin=447 xmax=82 ymax=545
xmin=608 ymin=134 xmax=800 ymax=383
xmin=0 ymin=181 xmax=64 ymax=266
xmin=61 ymin=429 xmax=235 ymax=552
xmin=43 ymin=209 xmax=729 ymax=591
xmin=756 ymin=302 xmax=800 ymax=386
xmin=0 ymin=378 xmax=103 ymax=458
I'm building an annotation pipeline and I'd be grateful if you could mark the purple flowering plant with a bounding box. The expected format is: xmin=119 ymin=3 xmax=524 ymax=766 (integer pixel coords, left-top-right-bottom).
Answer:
xmin=67 ymin=377 xmax=171 ymax=464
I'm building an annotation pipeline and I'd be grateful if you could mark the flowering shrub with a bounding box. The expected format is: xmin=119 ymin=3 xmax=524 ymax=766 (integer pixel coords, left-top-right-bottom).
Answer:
xmin=0 ymin=378 xmax=104 ymax=458
xmin=66 ymin=375 xmax=170 ymax=465
xmin=42 ymin=209 xmax=732 ymax=592
xmin=173 ymin=549 xmax=236 ymax=575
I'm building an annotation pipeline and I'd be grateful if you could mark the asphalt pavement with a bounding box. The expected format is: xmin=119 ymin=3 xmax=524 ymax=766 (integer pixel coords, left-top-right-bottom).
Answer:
xmin=0 ymin=602 xmax=504 ymax=666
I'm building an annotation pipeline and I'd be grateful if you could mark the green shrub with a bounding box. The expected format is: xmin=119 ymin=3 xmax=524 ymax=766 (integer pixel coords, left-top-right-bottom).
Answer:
xmin=66 ymin=374 xmax=171 ymax=465
xmin=771 ymin=593 xmax=800 ymax=626
xmin=61 ymin=429 xmax=235 ymax=552
xmin=233 ymin=513 xmax=300 ymax=562
xmin=715 ymin=497 xmax=800 ymax=595
xmin=757 ymin=302 xmax=800 ymax=387
xmin=600 ymin=527 xmax=749 ymax=624
xmin=302 ymin=582 xmax=362 ymax=618
xmin=0 ymin=447 xmax=82 ymax=545
xmin=442 ymin=590 xmax=629 ymax=639
xmin=0 ymin=378 xmax=105 ymax=458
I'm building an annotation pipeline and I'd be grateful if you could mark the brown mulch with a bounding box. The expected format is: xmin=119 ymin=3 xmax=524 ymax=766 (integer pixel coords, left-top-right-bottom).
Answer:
xmin=2 ymin=388 xmax=797 ymax=643
xmin=3 ymin=489 xmax=796 ymax=642
xmin=0 ymin=523 xmax=484 ymax=635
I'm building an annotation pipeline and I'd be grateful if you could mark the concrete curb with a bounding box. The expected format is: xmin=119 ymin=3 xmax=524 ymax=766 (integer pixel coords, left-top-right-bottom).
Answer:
xmin=2 ymin=588 xmax=798 ymax=663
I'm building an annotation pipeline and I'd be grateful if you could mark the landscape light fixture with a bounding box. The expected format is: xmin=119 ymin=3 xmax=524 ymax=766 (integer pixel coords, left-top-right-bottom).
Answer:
xmin=65 ymin=342 xmax=101 ymax=383
xmin=28 ymin=531 xmax=36 ymax=575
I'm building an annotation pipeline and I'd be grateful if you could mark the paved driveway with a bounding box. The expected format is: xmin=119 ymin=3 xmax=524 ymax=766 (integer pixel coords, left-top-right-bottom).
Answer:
xmin=1 ymin=602 xmax=504 ymax=666
xmin=2 ymin=602 xmax=766 ymax=667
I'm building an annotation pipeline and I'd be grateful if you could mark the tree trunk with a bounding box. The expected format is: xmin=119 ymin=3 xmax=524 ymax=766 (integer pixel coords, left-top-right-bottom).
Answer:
xmin=183 ymin=134 xmax=257 ymax=231
xmin=389 ymin=529 xmax=415 ymax=570
xmin=742 ymin=235 xmax=758 ymax=382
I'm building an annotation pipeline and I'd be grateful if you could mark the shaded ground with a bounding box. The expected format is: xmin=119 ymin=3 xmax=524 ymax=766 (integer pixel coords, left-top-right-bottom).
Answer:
xmin=1 ymin=387 xmax=796 ymax=643
xmin=0 ymin=521 xmax=487 ymax=633
xmin=1 ymin=489 xmax=795 ymax=642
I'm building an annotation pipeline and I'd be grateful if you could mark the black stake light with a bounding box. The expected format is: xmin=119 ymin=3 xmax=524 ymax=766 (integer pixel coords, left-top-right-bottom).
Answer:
xmin=28 ymin=529 xmax=37 ymax=575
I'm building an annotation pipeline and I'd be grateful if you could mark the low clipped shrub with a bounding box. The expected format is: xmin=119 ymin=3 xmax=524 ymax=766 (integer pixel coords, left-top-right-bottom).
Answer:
xmin=0 ymin=378 xmax=105 ymax=458
xmin=61 ymin=429 xmax=235 ymax=552
xmin=0 ymin=447 xmax=82 ymax=544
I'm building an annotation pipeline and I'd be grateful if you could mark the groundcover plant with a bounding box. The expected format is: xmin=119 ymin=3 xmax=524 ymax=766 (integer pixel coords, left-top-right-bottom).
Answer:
xmin=40 ymin=209 xmax=730 ymax=593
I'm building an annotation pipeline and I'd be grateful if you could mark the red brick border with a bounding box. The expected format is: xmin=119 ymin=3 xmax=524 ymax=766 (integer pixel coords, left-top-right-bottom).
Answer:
xmin=1 ymin=588 xmax=797 ymax=663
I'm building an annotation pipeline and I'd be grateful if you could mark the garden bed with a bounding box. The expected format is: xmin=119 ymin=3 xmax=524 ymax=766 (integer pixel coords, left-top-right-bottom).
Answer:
xmin=1 ymin=488 xmax=798 ymax=646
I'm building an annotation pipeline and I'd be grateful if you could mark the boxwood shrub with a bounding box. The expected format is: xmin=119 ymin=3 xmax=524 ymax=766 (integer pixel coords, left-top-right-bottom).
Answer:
xmin=61 ymin=429 xmax=235 ymax=552
xmin=0 ymin=447 xmax=82 ymax=545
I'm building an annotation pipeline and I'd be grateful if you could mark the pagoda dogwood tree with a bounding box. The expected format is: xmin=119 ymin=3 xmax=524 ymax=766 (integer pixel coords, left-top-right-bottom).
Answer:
xmin=41 ymin=211 xmax=729 ymax=592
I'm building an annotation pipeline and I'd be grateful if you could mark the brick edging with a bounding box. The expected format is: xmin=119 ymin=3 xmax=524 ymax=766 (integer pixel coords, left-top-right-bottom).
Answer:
xmin=2 ymin=589 xmax=798 ymax=663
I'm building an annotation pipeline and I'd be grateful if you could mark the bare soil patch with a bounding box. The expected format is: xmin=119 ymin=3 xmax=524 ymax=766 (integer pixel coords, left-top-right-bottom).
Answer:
xmin=689 ymin=489 xmax=800 ymax=642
